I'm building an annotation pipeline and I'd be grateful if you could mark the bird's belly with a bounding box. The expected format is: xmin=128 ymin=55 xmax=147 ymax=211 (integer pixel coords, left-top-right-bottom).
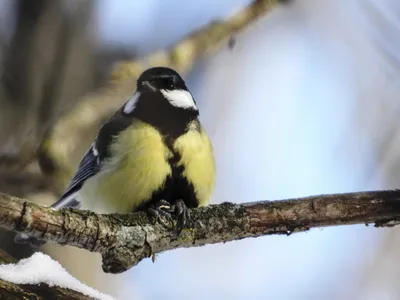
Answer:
xmin=79 ymin=122 xmax=216 ymax=213
xmin=80 ymin=123 xmax=173 ymax=213
xmin=173 ymin=127 xmax=216 ymax=207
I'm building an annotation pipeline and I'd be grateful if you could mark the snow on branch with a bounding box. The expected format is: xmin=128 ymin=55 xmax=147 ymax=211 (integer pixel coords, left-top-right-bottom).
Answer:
xmin=0 ymin=249 xmax=113 ymax=300
xmin=1 ymin=190 xmax=400 ymax=274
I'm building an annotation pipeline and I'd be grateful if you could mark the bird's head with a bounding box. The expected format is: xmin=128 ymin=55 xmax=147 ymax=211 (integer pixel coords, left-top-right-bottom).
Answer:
xmin=121 ymin=67 xmax=199 ymax=134
xmin=133 ymin=67 xmax=198 ymax=111
xmin=137 ymin=67 xmax=185 ymax=91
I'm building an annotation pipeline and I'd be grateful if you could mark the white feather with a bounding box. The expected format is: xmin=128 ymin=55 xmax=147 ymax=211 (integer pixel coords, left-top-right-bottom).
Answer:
xmin=123 ymin=92 xmax=141 ymax=114
xmin=161 ymin=89 xmax=197 ymax=109
xmin=91 ymin=143 xmax=98 ymax=156
xmin=52 ymin=192 xmax=79 ymax=209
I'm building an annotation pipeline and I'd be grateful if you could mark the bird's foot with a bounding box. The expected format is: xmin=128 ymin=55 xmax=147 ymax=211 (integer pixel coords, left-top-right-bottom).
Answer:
xmin=174 ymin=199 xmax=191 ymax=232
xmin=147 ymin=199 xmax=191 ymax=232
xmin=147 ymin=200 xmax=174 ymax=228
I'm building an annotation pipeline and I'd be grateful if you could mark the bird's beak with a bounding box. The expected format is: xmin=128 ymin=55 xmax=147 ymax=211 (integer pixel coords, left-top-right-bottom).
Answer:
xmin=142 ymin=80 xmax=157 ymax=92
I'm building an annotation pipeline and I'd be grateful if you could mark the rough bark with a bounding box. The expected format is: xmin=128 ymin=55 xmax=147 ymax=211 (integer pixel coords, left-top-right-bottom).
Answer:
xmin=0 ymin=249 xmax=96 ymax=300
xmin=1 ymin=190 xmax=400 ymax=274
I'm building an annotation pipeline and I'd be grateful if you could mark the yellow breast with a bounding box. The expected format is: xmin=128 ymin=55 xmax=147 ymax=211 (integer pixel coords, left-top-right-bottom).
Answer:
xmin=173 ymin=124 xmax=216 ymax=207
xmin=80 ymin=119 xmax=216 ymax=213
xmin=81 ymin=119 xmax=172 ymax=212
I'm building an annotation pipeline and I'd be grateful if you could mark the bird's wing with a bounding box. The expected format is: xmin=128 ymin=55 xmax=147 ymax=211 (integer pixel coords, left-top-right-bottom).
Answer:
xmin=14 ymin=110 xmax=134 ymax=245
xmin=52 ymin=110 xmax=134 ymax=209
xmin=51 ymin=144 xmax=100 ymax=209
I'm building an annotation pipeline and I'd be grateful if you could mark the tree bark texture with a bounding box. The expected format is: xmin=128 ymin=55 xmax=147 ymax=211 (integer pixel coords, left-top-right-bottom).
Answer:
xmin=1 ymin=190 xmax=399 ymax=274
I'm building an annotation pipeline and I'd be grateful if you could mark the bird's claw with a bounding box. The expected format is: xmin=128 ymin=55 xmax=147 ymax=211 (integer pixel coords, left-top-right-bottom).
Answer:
xmin=147 ymin=200 xmax=174 ymax=228
xmin=147 ymin=199 xmax=191 ymax=232
xmin=174 ymin=199 xmax=191 ymax=232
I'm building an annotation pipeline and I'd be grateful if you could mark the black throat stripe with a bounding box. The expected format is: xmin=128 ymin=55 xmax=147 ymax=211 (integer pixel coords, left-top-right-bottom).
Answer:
xmin=132 ymin=91 xmax=199 ymax=140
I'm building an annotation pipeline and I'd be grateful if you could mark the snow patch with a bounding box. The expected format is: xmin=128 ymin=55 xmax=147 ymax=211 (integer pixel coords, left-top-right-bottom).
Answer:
xmin=0 ymin=252 xmax=114 ymax=300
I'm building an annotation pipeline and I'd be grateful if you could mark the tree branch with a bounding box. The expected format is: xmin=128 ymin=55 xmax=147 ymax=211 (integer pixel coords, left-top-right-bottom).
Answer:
xmin=0 ymin=0 xmax=96 ymax=173
xmin=1 ymin=190 xmax=400 ymax=274
xmin=38 ymin=0 xmax=285 ymax=194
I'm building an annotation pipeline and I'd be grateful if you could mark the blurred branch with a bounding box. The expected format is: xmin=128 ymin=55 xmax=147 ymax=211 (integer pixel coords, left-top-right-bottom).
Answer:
xmin=0 ymin=249 xmax=96 ymax=300
xmin=1 ymin=190 xmax=400 ymax=274
xmin=0 ymin=0 xmax=96 ymax=173
xmin=0 ymin=172 xmax=48 ymax=198
xmin=39 ymin=0 xmax=285 ymax=193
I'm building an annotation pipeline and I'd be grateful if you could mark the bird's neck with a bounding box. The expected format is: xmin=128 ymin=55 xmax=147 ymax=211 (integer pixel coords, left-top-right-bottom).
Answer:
xmin=133 ymin=95 xmax=199 ymax=139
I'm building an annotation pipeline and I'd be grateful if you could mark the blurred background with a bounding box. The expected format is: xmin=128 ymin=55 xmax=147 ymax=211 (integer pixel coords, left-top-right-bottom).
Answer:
xmin=1 ymin=0 xmax=400 ymax=299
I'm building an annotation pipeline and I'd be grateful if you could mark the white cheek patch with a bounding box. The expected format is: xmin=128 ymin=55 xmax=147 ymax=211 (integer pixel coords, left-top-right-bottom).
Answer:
xmin=161 ymin=89 xmax=197 ymax=109
xmin=123 ymin=92 xmax=141 ymax=114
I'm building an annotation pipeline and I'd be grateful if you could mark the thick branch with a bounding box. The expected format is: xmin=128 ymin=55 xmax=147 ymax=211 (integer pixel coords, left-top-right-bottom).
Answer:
xmin=38 ymin=0 xmax=284 ymax=194
xmin=1 ymin=190 xmax=400 ymax=274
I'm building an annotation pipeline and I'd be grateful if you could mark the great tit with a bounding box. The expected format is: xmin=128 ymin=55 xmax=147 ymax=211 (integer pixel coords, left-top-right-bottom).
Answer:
xmin=15 ymin=66 xmax=216 ymax=245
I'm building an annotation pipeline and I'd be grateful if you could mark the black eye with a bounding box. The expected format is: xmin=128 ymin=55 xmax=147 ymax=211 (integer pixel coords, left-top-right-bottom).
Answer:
xmin=163 ymin=78 xmax=174 ymax=89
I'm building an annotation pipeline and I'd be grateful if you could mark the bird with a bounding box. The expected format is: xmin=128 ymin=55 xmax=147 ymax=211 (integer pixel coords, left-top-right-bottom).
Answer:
xmin=15 ymin=66 xmax=216 ymax=246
